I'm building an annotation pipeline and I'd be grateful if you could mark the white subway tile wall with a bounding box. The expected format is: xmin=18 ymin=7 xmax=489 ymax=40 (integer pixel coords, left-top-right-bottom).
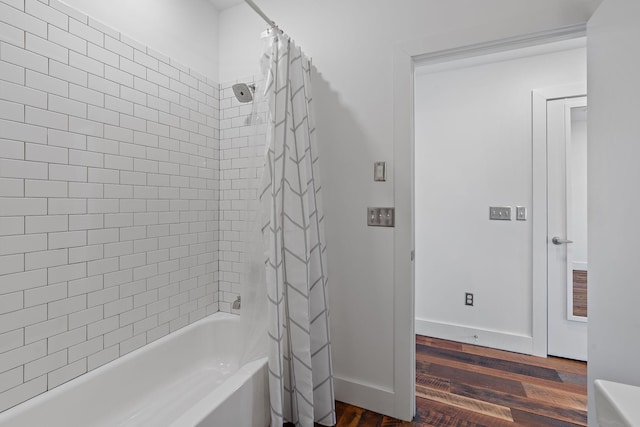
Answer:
xmin=0 ymin=0 xmax=220 ymax=411
xmin=217 ymin=79 xmax=265 ymax=314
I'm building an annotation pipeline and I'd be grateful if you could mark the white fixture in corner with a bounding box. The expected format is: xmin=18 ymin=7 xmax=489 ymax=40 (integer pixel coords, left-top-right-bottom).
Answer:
xmin=595 ymin=380 xmax=640 ymax=427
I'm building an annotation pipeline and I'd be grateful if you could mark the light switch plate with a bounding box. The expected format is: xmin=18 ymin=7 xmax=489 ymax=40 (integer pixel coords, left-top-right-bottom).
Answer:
xmin=489 ymin=206 xmax=512 ymax=220
xmin=516 ymin=206 xmax=527 ymax=221
xmin=374 ymin=161 xmax=386 ymax=182
xmin=368 ymin=207 xmax=395 ymax=227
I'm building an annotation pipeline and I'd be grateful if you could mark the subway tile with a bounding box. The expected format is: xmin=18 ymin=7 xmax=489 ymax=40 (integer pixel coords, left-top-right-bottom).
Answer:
xmin=67 ymin=275 xmax=102 ymax=297
xmin=48 ymin=129 xmax=87 ymax=150
xmin=24 ymin=282 xmax=67 ymax=307
xmin=86 ymin=137 xmax=119 ymax=155
xmin=0 ymin=98 xmax=24 ymax=121
xmin=24 ymin=349 xmax=67 ymax=382
xmin=87 ymin=288 xmax=118 ymax=309
xmin=25 ymin=215 xmax=67 ymax=233
xmin=0 ymin=119 xmax=47 ymax=144
xmin=68 ymin=116 xmax=103 ymax=137
xmin=87 ymin=167 xmax=118 ymax=184
xmin=0 ymin=42 xmax=47 ymax=73
xmin=87 ymin=344 xmax=117 ymax=371
xmin=69 ymin=18 xmax=103 ymax=47
xmin=0 ymin=60 xmax=25 ymax=84
xmin=0 ymin=329 xmax=24 ymax=354
xmin=48 ymin=230 xmax=86 ymax=249
xmin=87 ymin=256 xmax=118 ymax=276
xmin=120 ymin=57 xmax=145 ymax=79
xmin=69 ymin=51 xmax=103 ymax=77
xmin=68 ymin=335 xmax=102 ymax=362
xmin=104 ymin=36 xmax=132 ymax=60
xmin=25 ymin=106 xmax=68 ymax=130
xmin=0 ymin=140 xmax=24 ymax=161
xmin=0 ymin=305 xmax=47 ymax=334
xmin=48 ymin=326 xmax=85 ymax=353
xmin=48 ymin=25 xmax=86 ymax=54
xmin=0 ymin=21 xmax=25 ymax=48
xmin=0 ymin=376 xmax=47 ymax=413
xmin=68 ymin=182 xmax=103 ymax=199
xmin=24 ymin=179 xmax=67 ymax=201
xmin=49 ymin=60 xmax=87 ymax=86
xmin=48 ymin=262 xmax=86 ymax=285
xmin=49 ymin=164 xmax=87 ymax=182
xmin=0 ymin=178 xmax=23 ymax=197
xmin=25 ymin=0 xmax=68 ymax=30
xmin=25 ymin=249 xmax=68 ymax=270
xmin=48 ymin=358 xmax=86 ymax=388
xmin=88 ymin=42 xmax=118 ymax=67
xmin=68 ymin=244 xmax=103 ymax=263
xmin=49 ymin=295 xmax=86 ymax=319
xmin=87 ymin=105 xmax=119 ymax=125
xmin=0 ymin=79 xmax=47 ymax=108
xmin=25 ymin=33 xmax=68 ymax=64
xmin=0 ymin=2 xmax=47 ymax=37
xmin=69 ymin=83 xmax=103 ymax=107
xmin=0 ymin=367 xmax=23 ymax=394
xmin=48 ymin=94 xmax=87 ymax=118
xmin=0 ymin=292 xmax=23 ymax=315
xmin=48 ymin=198 xmax=85 ymax=214
xmin=87 ymin=18 xmax=118 ymax=40
xmin=49 ymin=0 xmax=87 ymax=24
xmin=0 ymin=253 xmax=24 ymax=276
xmin=0 ymin=233 xmax=47 ymax=256
xmin=25 ymin=142 xmax=68 ymax=164
xmin=0 ymin=340 xmax=47 ymax=381
xmin=103 ymin=324 xmax=131 ymax=347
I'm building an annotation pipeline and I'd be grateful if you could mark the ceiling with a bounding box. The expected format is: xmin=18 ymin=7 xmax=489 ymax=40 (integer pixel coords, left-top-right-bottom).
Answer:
xmin=208 ymin=0 xmax=244 ymax=11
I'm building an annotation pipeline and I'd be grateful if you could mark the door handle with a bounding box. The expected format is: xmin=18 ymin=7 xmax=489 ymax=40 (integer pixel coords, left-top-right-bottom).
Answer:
xmin=552 ymin=236 xmax=574 ymax=245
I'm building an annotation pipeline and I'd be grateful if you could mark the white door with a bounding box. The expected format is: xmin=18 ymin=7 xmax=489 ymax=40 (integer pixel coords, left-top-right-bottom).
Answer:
xmin=547 ymin=96 xmax=588 ymax=361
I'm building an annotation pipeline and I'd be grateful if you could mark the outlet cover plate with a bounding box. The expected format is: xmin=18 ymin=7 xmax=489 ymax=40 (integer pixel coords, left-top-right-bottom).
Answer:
xmin=367 ymin=207 xmax=395 ymax=227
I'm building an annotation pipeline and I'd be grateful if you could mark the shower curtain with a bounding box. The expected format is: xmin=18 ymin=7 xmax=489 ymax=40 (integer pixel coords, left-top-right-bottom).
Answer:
xmin=259 ymin=32 xmax=336 ymax=427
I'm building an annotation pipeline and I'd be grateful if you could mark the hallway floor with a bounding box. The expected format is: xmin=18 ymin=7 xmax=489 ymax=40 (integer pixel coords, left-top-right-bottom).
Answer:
xmin=332 ymin=335 xmax=587 ymax=426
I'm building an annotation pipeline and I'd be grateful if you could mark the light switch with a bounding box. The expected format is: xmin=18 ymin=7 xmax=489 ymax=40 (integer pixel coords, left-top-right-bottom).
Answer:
xmin=516 ymin=206 xmax=527 ymax=221
xmin=367 ymin=207 xmax=394 ymax=227
xmin=489 ymin=206 xmax=512 ymax=220
xmin=374 ymin=162 xmax=386 ymax=182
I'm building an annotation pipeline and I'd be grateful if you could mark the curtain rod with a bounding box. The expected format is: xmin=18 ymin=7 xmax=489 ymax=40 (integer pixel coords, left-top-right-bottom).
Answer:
xmin=244 ymin=0 xmax=279 ymax=31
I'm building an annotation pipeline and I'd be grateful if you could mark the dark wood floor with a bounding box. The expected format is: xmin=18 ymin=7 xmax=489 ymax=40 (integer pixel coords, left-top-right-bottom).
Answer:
xmin=328 ymin=336 xmax=587 ymax=426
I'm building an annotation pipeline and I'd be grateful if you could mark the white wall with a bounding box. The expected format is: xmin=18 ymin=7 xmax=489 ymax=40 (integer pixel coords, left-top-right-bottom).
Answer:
xmin=219 ymin=0 xmax=600 ymax=417
xmin=588 ymin=0 xmax=640 ymax=424
xmin=413 ymin=45 xmax=586 ymax=353
xmin=61 ymin=0 xmax=220 ymax=80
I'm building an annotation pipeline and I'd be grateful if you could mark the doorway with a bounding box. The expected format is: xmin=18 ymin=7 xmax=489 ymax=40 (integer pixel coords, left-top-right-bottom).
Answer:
xmin=414 ymin=39 xmax=587 ymax=359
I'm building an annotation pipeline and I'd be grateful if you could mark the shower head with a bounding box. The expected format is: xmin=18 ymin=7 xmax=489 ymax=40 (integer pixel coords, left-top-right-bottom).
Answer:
xmin=232 ymin=83 xmax=255 ymax=103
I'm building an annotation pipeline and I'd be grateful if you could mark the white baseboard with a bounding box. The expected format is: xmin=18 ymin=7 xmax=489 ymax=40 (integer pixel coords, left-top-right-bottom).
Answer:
xmin=333 ymin=375 xmax=396 ymax=419
xmin=415 ymin=318 xmax=534 ymax=355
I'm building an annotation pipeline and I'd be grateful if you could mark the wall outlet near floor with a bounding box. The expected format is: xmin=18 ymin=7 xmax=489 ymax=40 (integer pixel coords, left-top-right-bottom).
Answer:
xmin=465 ymin=292 xmax=474 ymax=306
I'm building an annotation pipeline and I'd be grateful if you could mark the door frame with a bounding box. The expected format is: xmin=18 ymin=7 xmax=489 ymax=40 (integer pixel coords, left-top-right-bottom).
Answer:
xmin=392 ymin=24 xmax=586 ymax=421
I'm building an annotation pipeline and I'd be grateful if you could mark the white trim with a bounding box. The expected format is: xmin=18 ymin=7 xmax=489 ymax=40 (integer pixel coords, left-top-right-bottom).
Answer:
xmin=393 ymin=24 xmax=587 ymax=421
xmin=415 ymin=319 xmax=534 ymax=355
xmin=333 ymin=376 xmax=395 ymax=417
xmin=532 ymin=83 xmax=587 ymax=355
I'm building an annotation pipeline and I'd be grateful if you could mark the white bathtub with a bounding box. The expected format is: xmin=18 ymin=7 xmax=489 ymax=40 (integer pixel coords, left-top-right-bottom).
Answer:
xmin=0 ymin=313 xmax=269 ymax=427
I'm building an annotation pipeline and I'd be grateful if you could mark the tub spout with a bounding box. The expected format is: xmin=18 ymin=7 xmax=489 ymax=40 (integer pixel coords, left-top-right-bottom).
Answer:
xmin=232 ymin=296 xmax=241 ymax=310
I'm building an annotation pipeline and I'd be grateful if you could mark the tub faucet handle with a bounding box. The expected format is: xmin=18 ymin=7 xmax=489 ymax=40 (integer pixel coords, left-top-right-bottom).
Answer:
xmin=232 ymin=296 xmax=241 ymax=310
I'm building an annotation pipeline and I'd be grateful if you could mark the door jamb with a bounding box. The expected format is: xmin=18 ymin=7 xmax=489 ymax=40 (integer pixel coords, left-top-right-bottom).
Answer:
xmin=393 ymin=24 xmax=586 ymax=421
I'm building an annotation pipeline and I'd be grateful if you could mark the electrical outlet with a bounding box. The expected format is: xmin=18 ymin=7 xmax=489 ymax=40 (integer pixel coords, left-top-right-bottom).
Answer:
xmin=465 ymin=292 xmax=474 ymax=306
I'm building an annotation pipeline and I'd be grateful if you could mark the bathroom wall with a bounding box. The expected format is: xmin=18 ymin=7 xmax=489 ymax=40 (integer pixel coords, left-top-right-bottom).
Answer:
xmin=219 ymin=0 xmax=600 ymax=418
xmin=413 ymin=44 xmax=586 ymax=354
xmin=217 ymin=77 xmax=263 ymax=312
xmin=0 ymin=0 xmax=219 ymax=411
xmin=57 ymin=0 xmax=220 ymax=81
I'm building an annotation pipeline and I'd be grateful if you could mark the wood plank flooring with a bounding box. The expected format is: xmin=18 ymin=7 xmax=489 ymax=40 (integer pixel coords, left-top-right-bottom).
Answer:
xmin=327 ymin=336 xmax=587 ymax=426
